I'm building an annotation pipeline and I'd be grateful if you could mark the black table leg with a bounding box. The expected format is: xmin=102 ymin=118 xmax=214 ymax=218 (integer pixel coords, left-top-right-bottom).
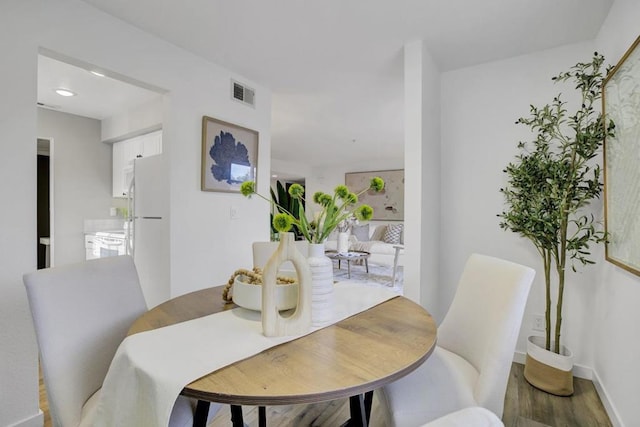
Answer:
xmin=259 ymin=406 xmax=267 ymax=427
xmin=349 ymin=394 xmax=367 ymax=427
xmin=363 ymin=390 xmax=373 ymax=422
xmin=341 ymin=391 xmax=374 ymax=427
xmin=230 ymin=405 xmax=244 ymax=427
xmin=193 ymin=400 xmax=210 ymax=427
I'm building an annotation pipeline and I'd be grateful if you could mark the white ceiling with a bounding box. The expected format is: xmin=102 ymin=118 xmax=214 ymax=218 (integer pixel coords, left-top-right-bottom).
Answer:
xmin=38 ymin=54 xmax=163 ymax=121
xmin=44 ymin=0 xmax=613 ymax=168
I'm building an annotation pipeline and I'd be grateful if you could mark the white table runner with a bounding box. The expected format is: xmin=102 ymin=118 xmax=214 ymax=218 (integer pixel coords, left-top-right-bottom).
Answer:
xmin=93 ymin=282 xmax=398 ymax=427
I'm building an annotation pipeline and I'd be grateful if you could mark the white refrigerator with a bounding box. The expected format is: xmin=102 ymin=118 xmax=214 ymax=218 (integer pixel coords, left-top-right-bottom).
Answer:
xmin=127 ymin=154 xmax=169 ymax=308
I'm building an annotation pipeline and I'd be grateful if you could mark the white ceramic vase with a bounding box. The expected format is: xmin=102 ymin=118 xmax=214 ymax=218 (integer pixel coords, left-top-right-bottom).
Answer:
xmin=337 ymin=232 xmax=350 ymax=254
xmin=307 ymin=243 xmax=334 ymax=327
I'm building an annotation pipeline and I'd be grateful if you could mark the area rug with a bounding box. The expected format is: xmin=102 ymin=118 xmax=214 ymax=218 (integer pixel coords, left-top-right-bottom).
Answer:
xmin=332 ymin=262 xmax=404 ymax=295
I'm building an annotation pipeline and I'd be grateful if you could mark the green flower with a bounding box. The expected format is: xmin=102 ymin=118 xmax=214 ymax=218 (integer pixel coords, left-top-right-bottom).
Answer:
xmin=240 ymin=181 xmax=256 ymax=197
xmin=288 ymin=183 xmax=305 ymax=199
xmin=312 ymin=191 xmax=325 ymax=204
xmin=272 ymin=213 xmax=293 ymax=232
xmin=355 ymin=204 xmax=373 ymax=221
xmin=370 ymin=177 xmax=385 ymax=192
xmin=318 ymin=194 xmax=333 ymax=206
xmin=335 ymin=185 xmax=349 ymax=199
xmin=244 ymin=175 xmax=383 ymax=244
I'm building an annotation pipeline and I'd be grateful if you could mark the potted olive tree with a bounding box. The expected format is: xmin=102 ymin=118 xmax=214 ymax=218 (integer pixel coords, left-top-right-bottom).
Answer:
xmin=499 ymin=53 xmax=614 ymax=396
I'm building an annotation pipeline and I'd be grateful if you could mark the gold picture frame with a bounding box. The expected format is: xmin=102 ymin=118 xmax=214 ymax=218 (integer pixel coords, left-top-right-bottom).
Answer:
xmin=201 ymin=116 xmax=258 ymax=193
xmin=603 ymin=35 xmax=640 ymax=276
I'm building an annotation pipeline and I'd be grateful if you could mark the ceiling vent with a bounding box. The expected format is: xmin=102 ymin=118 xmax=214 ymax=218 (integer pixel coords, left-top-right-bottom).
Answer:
xmin=231 ymin=80 xmax=255 ymax=107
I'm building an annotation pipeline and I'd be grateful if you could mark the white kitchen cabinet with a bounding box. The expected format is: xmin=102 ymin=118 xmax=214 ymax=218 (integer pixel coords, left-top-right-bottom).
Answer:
xmin=112 ymin=130 xmax=162 ymax=198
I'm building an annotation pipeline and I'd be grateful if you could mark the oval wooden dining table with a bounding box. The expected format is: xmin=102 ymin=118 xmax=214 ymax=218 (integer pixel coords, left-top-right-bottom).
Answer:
xmin=127 ymin=285 xmax=437 ymax=427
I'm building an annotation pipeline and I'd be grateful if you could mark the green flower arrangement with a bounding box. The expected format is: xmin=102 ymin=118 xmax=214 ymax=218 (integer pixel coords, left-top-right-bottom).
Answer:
xmin=241 ymin=177 xmax=385 ymax=244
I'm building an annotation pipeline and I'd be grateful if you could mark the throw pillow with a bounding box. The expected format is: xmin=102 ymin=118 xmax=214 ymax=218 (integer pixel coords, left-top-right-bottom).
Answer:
xmin=351 ymin=224 xmax=370 ymax=242
xmin=383 ymin=224 xmax=403 ymax=244
xmin=370 ymin=225 xmax=387 ymax=241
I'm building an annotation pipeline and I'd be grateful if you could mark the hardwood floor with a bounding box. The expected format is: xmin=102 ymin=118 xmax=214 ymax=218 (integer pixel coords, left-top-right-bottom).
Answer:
xmin=40 ymin=363 xmax=611 ymax=426
xmin=502 ymin=363 xmax=612 ymax=427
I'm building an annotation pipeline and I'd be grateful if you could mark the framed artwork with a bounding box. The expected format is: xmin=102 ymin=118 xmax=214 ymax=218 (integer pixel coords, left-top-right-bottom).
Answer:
xmin=345 ymin=169 xmax=404 ymax=221
xmin=201 ymin=116 xmax=258 ymax=193
xmin=603 ymin=35 xmax=640 ymax=276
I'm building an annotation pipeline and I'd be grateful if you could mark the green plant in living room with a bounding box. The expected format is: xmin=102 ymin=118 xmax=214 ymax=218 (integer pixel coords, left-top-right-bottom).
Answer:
xmin=270 ymin=180 xmax=304 ymax=241
xmin=241 ymin=177 xmax=384 ymax=244
xmin=498 ymin=52 xmax=615 ymax=395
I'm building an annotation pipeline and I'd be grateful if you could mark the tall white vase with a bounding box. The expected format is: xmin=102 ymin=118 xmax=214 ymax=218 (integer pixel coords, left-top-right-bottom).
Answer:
xmin=307 ymin=243 xmax=334 ymax=327
xmin=337 ymin=232 xmax=350 ymax=254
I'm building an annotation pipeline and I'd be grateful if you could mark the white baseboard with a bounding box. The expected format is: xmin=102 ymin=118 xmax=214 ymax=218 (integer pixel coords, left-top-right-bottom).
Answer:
xmin=592 ymin=370 xmax=624 ymax=427
xmin=513 ymin=352 xmax=623 ymax=426
xmin=8 ymin=410 xmax=43 ymax=427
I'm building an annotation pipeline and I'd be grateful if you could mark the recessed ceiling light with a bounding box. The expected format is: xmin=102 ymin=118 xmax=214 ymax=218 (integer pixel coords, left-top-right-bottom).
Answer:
xmin=90 ymin=70 xmax=105 ymax=77
xmin=55 ymin=88 xmax=76 ymax=97
xmin=271 ymin=174 xmax=278 ymax=178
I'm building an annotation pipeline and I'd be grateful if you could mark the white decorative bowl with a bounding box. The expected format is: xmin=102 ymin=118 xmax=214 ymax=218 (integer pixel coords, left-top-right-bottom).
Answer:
xmin=232 ymin=274 xmax=299 ymax=311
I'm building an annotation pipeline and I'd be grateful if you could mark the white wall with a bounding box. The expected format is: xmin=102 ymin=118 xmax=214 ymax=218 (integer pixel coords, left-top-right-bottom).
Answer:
xmin=441 ymin=42 xmax=598 ymax=364
xmin=101 ymin=96 xmax=164 ymax=143
xmin=38 ymin=108 xmax=112 ymax=266
xmin=271 ymin=157 xmax=311 ymax=182
xmin=0 ymin=1 xmax=41 ymax=425
xmin=418 ymin=42 xmax=441 ymax=317
xmin=441 ymin=15 xmax=640 ymax=423
xmin=404 ymin=40 xmax=441 ymax=314
xmin=592 ymin=1 xmax=640 ymax=424
xmin=0 ymin=0 xmax=271 ymax=425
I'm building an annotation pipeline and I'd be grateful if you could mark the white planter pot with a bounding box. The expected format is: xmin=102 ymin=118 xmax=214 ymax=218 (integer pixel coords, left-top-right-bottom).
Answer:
xmin=524 ymin=335 xmax=574 ymax=396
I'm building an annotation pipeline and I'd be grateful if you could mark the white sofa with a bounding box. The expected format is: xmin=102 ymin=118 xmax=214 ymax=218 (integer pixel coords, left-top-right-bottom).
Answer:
xmin=325 ymin=222 xmax=403 ymax=267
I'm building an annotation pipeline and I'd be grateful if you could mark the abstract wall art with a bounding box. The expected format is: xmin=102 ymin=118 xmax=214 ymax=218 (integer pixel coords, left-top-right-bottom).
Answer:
xmin=603 ymin=35 xmax=640 ymax=276
xmin=201 ymin=116 xmax=258 ymax=193
xmin=345 ymin=169 xmax=404 ymax=221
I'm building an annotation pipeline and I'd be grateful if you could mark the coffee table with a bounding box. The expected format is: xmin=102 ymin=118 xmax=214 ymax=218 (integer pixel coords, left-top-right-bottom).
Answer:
xmin=325 ymin=250 xmax=370 ymax=278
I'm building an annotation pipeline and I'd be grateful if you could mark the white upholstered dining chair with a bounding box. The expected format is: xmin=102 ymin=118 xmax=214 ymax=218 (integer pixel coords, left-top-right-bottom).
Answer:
xmin=421 ymin=407 xmax=504 ymax=426
xmin=380 ymin=253 xmax=534 ymax=426
xmin=23 ymin=255 xmax=219 ymax=427
xmin=252 ymin=240 xmax=309 ymax=271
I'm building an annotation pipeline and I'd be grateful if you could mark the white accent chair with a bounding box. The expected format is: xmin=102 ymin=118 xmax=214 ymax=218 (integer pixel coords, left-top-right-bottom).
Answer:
xmin=380 ymin=254 xmax=534 ymax=426
xmin=23 ymin=256 xmax=220 ymax=427
xmin=421 ymin=407 xmax=504 ymax=426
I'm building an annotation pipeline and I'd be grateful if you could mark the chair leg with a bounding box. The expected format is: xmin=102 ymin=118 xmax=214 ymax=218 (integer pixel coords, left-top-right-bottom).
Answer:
xmin=193 ymin=400 xmax=210 ymax=427
xmin=259 ymin=406 xmax=266 ymax=427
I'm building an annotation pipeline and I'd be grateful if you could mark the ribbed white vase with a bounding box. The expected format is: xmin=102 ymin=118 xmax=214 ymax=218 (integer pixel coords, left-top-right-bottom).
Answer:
xmin=307 ymin=243 xmax=334 ymax=327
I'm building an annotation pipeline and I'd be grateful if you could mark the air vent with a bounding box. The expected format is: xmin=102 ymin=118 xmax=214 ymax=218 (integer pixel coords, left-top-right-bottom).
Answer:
xmin=231 ymin=80 xmax=255 ymax=107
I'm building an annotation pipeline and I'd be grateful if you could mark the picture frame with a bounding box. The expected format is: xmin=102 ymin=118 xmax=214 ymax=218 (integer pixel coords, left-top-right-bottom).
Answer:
xmin=201 ymin=115 xmax=258 ymax=193
xmin=603 ymin=35 xmax=640 ymax=276
xmin=345 ymin=169 xmax=404 ymax=221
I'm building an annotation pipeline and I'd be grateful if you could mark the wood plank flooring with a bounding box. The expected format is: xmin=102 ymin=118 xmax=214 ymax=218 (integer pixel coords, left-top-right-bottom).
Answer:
xmin=40 ymin=363 xmax=611 ymax=426
xmin=502 ymin=363 xmax=612 ymax=427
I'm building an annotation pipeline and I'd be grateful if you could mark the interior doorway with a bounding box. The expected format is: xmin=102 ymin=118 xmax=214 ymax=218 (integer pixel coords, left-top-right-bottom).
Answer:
xmin=37 ymin=138 xmax=53 ymax=269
